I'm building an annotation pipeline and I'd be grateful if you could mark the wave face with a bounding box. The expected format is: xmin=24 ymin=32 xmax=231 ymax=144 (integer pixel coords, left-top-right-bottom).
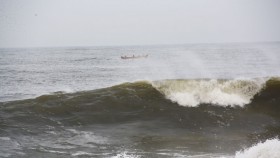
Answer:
xmin=0 ymin=77 xmax=280 ymax=157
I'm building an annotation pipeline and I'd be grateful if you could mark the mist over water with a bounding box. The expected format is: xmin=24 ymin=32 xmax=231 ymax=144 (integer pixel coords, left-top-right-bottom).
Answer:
xmin=1 ymin=42 xmax=280 ymax=102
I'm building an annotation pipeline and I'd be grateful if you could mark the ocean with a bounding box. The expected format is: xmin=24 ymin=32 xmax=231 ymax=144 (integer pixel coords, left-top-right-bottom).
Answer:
xmin=0 ymin=42 xmax=280 ymax=158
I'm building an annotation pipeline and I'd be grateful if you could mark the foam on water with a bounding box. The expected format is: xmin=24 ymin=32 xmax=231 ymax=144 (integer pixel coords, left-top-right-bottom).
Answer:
xmin=111 ymin=151 xmax=141 ymax=158
xmin=152 ymin=78 xmax=266 ymax=107
xmin=235 ymin=138 xmax=280 ymax=158
xmin=65 ymin=129 xmax=108 ymax=147
xmin=71 ymin=151 xmax=100 ymax=157
xmin=0 ymin=137 xmax=24 ymax=157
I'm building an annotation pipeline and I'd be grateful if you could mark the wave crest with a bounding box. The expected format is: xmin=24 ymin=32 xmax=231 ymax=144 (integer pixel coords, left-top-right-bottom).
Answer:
xmin=152 ymin=78 xmax=267 ymax=107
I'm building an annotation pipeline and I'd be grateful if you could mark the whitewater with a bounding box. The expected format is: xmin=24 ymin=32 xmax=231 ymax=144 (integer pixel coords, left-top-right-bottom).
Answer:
xmin=1 ymin=42 xmax=280 ymax=157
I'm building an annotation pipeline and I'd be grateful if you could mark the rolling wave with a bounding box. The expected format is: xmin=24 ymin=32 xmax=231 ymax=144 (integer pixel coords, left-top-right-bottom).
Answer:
xmin=1 ymin=77 xmax=280 ymax=110
xmin=1 ymin=77 xmax=279 ymax=124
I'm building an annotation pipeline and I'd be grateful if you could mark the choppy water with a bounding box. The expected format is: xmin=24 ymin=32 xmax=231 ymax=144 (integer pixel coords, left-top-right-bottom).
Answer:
xmin=0 ymin=42 xmax=280 ymax=157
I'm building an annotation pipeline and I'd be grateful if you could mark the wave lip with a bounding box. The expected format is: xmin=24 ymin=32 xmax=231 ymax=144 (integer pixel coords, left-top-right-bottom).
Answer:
xmin=152 ymin=78 xmax=268 ymax=107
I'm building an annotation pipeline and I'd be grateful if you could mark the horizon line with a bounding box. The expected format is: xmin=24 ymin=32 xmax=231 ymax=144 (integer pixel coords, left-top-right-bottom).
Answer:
xmin=1 ymin=40 xmax=280 ymax=49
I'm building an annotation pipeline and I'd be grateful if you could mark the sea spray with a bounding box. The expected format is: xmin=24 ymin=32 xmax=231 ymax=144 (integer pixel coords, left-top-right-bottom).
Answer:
xmin=235 ymin=138 xmax=280 ymax=158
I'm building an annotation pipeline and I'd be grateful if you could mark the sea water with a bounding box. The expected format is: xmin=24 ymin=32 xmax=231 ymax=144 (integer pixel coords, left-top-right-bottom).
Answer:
xmin=0 ymin=42 xmax=280 ymax=157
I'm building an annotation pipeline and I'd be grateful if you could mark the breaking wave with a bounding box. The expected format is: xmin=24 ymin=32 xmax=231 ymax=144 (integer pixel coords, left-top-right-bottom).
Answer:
xmin=1 ymin=77 xmax=279 ymax=126
xmin=1 ymin=77 xmax=280 ymax=109
xmin=152 ymin=78 xmax=270 ymax=107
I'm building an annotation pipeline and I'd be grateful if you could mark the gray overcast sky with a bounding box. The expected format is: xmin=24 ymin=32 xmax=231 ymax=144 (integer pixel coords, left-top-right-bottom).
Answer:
xmin=0 ymin=0 xmax=280 ymax=48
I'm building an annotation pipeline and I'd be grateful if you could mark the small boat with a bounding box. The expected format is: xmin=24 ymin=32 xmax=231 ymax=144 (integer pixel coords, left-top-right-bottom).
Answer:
xmin=121 ymin=54 xmax=148 ymax=59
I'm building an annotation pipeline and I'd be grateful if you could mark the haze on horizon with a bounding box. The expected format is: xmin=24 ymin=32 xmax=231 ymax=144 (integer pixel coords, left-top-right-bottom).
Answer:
xmin=0 ymin=0 xmax=280 ymax=48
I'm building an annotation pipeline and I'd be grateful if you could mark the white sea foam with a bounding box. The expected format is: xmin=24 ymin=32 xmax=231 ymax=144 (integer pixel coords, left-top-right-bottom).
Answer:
xmin=66 ymin=129 xmax=108 ymax=147
xmin=111 ymin=151 xmax=141 ymax=158
xmin=152 ymin=78 xmax=266 ymax=107
xmin=72 ymin=151 xmax=98 ymax=157
xmin=235 ymin=138 xmax=280 ymax=158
